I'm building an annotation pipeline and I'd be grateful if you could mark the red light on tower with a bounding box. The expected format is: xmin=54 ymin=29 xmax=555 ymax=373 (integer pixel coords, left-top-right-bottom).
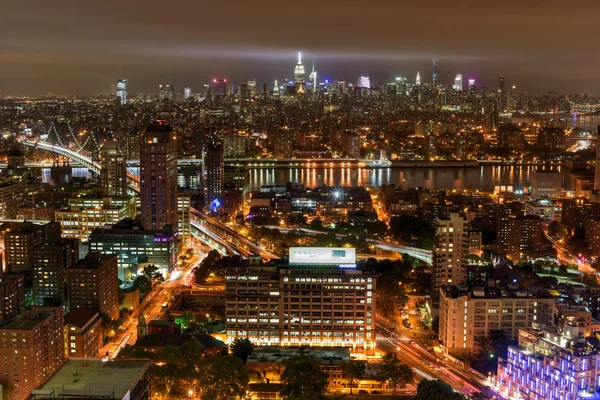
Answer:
xmin=224 ymin=79 xmax=227 ymax=83
xmin=213 ymin=79 xmax=217 ymax=83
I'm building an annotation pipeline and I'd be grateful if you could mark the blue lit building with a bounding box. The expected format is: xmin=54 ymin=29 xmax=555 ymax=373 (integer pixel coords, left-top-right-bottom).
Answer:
xmin=497 ymin=324 xmax=600 ymax=400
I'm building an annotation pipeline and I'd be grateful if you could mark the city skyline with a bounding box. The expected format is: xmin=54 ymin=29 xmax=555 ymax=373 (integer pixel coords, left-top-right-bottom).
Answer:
xmin=2 ymin=1 xmax=600 ymax=96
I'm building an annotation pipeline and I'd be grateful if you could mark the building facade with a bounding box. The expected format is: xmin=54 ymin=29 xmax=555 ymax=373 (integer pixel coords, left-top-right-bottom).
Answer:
xmin=226 ymin=248 xmax=376 ymax=355
xmin=432 ymin=213 xmax=469 ymax=293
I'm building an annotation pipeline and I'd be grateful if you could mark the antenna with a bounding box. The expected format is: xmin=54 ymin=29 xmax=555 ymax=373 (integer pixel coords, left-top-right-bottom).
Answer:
xmin=298 ymin=51 xmax=302 ymax=64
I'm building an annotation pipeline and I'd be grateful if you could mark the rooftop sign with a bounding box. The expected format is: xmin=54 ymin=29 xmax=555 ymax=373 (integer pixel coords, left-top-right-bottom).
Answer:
xmin=289 ymin=247 xmax=356 ymax=265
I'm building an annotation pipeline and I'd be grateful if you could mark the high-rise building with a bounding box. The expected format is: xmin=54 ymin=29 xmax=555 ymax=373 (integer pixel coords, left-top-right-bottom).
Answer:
xmin=273 ymin=80 xmax=280 ymax=97
xmin=273 ymin=126 xmax=294 ymax=158
xmin=309 ymin=62 xmax=317 ymax=92
xmin=468 ymin=78 xmax=476 ymax=93
xmin=116 ymin=79 xmax=127 ymax=105
xmin=453 ymin=74 xmax=463 ymax=91
xmin=32 ymin=231 xmax=78 ymax=306
xmin=432 ymin=213 xmax=468 ymax=293
xmin=226 ymin=248 xmax=376 ymax=354
xmin=100 ymin=141 xmax=128 ymax=197
xmin=158 ymin=84 xmax=175 ymax=100
xmin=439 ymin=287 xmax=555 ymax=355
xmin=204 ymin=138 xmax=224 ymax=210
xmin=294 ymin=51 xmax=305 ymax=86
xmin=139 ymin=121 xmax=178 ymax=231
xmin=342 ymin=131 xmax=361 ymax=159
xmin=68 ymin=252 xmax=119 ymax=320
xmin=425 ymin=134 xmax=437 ymax=160
xmin=0 ymin=307 xmax=65 ymax=400
xmin=496 ymin=214 xmax=543 ymax=261
xmin=4 ymin=221 xmax=45 ymax=274
xmin=455 ymin=135 xmax=468 ymax=160
xmin=538 ymin=127 xmax=566 ymax=151
xmin=183 ymin=86 xmax=192 ymax=100
xmin=432 ymin=59 xmax=438 ymax=86
xmin=415 ymin=72 xmax=421 ymax=86
xmin=212 ymin=79 xmax=227 ymax=96
xmin=358 ymin=76 xmax=370 ymax=89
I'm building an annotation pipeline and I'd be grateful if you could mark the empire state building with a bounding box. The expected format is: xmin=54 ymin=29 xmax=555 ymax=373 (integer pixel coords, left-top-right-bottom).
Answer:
xmin=294 ymin=52 xmax=305 ymax=86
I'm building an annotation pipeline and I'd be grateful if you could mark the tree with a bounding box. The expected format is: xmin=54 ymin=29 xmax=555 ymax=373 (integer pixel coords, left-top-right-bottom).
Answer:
xmin=310 ymin=217 xmax=325 ymax=231
xmin=198 ymin=356 xmax=249 ymax=400
xmin=376 ymin=354 xmax=414 ymax=395
xmin=341 ymin=360 xmax=366 ymax=394
xmin=174 ymin=312 xmax=196 ymax=331
xmin=280 ymin=356 xmax=328 ymax=400
xmin=415 ymin=379 xmax=466 ymax=400
xmin=141 ymin=264 xmax=165 ymax=284
xmin=548 ymin=221 xmax=568 ymax=240
xmin=229 ymin=338 xmax=254 ymax=363
xmin=132 ymin=275 xmax=152 ymax=298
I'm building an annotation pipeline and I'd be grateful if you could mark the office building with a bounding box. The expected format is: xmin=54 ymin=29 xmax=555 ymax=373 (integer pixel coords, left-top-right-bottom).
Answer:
xmin=415 ymin=72 xmax=421 ymax=86
xmin=68 ymin=252 xmax=119 ymax=320
xmin=183 ymin=86 xmax=192 ymax=100
xmin=358 ymin=76 xmax=370 ymax=89
xmin=525 ymin=198 xmax=562 ymax=222
xmin=222 ymin=133 xmax=249 ymax=158
xmin=140 ymin=121 xmax=178 ymax=231
xmin=100 ymin=141 xmax=128 ymax=197
xmin=468 ymin=78 xmax=476 ymax=92
xmin=177 ymin=195 xmax=191 ymax=240
xmin=116 ymin=78 xmax=127 ymax=105
xmin=455 ymin=134 xmax=468 ymax=160
xmin=425 ymin=134 xmax=437 ymax=159
xmin=63 ymin=308 xmax=102 ymax=358
xmin=439 ymin=286 xmax=555 ymax=355
xmin=89 ymin=219 xmax=177 ymax=280
xmin=0 ymin=307 xmax=65 ymax=400
xmin=32 ymin=359 xmax=151 ymax=400
xmin=204 ymin=138 xmax=224 ymax=210
xmin=55 ymin=195 xmax=136 ymax=242
xmin=158 ymin=84 xmax=175 ymax=100
xmin=432 ymin=213 xmax=468 ymax=293
xmin=453 ymin=74 xmax=463 ymax=91
xmin=212 ymin=79 xmax=227 ymax=96
xmin=497 ymin=325 xmax=599 ymax=400
xmin=294 ymin=52 xmax=305 ymax=86
xmin=226 ymin=248 xmax=376 ymax=355
xmin=498 ymin=124 xmax=525 ymax=150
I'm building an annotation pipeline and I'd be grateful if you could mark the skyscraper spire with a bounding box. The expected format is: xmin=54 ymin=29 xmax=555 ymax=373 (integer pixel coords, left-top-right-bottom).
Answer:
xmin=298 ymin=51 xmax=302 ymax=65
xmin=294 ymin=51 xmax=305 ymax=86
xmin=416 ymin=72 xmax=421 ymax=86
xmin=309 ymin=61 xmax=317 ymax=95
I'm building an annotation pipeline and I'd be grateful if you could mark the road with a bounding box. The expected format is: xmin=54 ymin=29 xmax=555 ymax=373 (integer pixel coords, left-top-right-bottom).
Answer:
xmin=101 ymin=248 xmax=203 ymax=359
xmin=376 ymin=312 xmax=501 ymax=398
xmin=545 ymin=232 xmax=595 ymax=274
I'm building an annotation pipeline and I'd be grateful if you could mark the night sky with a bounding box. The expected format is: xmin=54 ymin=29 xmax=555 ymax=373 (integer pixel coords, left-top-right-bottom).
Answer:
xmin=2 ymin=0 xmax=599 ymax=97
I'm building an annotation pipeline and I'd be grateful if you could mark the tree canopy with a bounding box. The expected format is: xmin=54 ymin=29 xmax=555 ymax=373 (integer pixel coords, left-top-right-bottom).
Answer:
xmin=280 ymin=356 xmax=328 ymax=400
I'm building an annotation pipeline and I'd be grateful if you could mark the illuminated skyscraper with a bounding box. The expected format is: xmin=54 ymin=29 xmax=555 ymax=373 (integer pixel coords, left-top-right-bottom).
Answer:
xmin=204 ymin=138 xmax=224 ymax=211
xmin=415 ymin=72 xmax=421 ymax=86
xmin=273 ymin=80 xmax=280 ymax=97
xmin=309 ymin=62 xmax=317 ymax=92
xmin=358 ymin=76 xmax=370 ymax=88
xmin=453 ymin=74 xmax=463 ymax=91
xmin=183 ymin=86 xmax=192 ymax=100
xmin=100 ymin=141 xmax=127 ymax=197
xmin=212 ymin=79 xmax=227 ymax=96
xmin=116 ymin=79 xmax=127 ymax=105
xmin=432 ymin=59 xmax=438 ymax=86
xmin=159 ymin=84 xmax=175 ymax=100
xmin=140 ymin=121 xmax=178 ymax=231
xmin=294 ymin=52 xmax=305 ymax=86
xmin=468 ymin=78 xmax=476 ymax=93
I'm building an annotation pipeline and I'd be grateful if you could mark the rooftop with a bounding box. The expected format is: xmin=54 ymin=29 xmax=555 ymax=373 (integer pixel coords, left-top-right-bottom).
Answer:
xmin=33 ymin=359 xmax=150 ymax=399
xmin=64 ymin=308 xmax=100 ymax=329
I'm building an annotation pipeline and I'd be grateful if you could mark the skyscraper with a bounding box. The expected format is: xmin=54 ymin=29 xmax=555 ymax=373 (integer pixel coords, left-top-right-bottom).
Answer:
xmin=212 ymin=79 xmax=227 ymax=96
xmin=453 ymin=74 xmax=463 ymax=91
xmin=273 ymin=80 xmax=280 ymax=97
xmin=139 ymin=121 xmax=178 ymax=231
xmin=358 ymin=76 xmax=370 ymax=88
xmin=415 ymin=72 xmax=421 ymax=86
xmin=468 ymin=78 xmax=476 ymax=93
xmin=432 ymin=59 xmax=438 ymax=86
xmin=183 ymin=86 xmax=192 ymax=100
xmin=309 ymin=62 xmax=317 ymax=92
xmin=204 ymin=138 xmax=224 ymax=211
xmin=116 ymin=79 xmax=127 ymax=105
xmin=100 ymin=140 xmax=128 ymax=197
xmin=294 ymin=51 xmax=305 ymax=86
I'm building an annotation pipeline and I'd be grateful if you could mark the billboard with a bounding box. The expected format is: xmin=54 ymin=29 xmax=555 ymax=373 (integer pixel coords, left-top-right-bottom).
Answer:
xmin=289 ymin=247 xmax=356 ymax=265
